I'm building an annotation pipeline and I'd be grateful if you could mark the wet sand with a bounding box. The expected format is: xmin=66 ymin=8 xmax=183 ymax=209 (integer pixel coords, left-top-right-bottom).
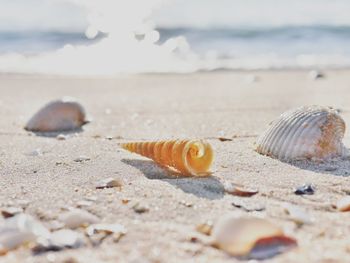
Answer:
xmin=1 ymin=70 xmax=350 ymax=262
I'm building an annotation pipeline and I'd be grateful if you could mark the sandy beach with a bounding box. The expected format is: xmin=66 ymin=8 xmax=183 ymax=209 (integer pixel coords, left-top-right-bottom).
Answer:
xmin=1 ymin=70 xmax=350 ymax=262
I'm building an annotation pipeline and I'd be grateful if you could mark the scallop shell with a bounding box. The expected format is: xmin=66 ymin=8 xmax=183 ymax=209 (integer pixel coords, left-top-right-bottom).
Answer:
xmin=255 ymin=106 xmax=348 ymax=161
xmin=120 ymin=140 xmax=214 ymax=176
xmin=25 ymin=98 xmax=88 ymax=132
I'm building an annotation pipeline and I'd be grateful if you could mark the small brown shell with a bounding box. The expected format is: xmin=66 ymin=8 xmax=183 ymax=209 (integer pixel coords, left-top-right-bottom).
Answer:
xmin=25 ymin=98 xmax=88 ymax=132
xmin=255 ymin=106 xmax=348 ymax=161
xmin=120 ymin=140 xmax=214 ymax=176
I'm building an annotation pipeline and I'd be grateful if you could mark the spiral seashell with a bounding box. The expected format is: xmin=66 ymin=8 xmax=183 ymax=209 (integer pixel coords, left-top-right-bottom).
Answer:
xmin=120 ymin=140 xmax=214 ymax=176
xmin=255 ymin=106 xmax=348 ymax=161
xmin=25 ymin=97 xmax=88 ymax=132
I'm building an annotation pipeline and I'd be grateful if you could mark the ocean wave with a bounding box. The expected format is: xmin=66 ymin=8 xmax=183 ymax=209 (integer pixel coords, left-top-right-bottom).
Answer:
xmin=1 ymin=1 xmax=350 ymax=75
xmin=158 ymin=25 xmax=350 ymax=41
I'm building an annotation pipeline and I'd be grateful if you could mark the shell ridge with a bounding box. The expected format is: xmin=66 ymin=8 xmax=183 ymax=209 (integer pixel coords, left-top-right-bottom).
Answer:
xmin=289 ymin=113 xmax=327 ymax=160
xmin=269 ymin=109 xmax=309 ymax=159
xmin=122 ymin=140 xmax=213 ymax=177
xmin=258 ymin=108 xmax=306 ymax=157
xmin=276 ymin=110 xmax=314 ymax=160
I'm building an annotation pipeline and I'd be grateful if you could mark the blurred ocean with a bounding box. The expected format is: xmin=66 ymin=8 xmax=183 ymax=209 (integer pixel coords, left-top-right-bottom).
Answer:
xmin=1 ymin=0 xmax=350 ymax=74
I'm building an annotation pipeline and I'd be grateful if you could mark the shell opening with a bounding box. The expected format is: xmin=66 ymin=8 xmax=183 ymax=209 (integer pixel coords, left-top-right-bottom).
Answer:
xmin=189 ymin=142 xmax=205 ymax=158
xmin=184 ymin=140 xmax=214 ymax=176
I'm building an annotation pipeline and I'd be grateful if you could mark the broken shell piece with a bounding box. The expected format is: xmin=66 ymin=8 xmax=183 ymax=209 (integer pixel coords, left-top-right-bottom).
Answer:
xmin=0 ymin=214 xmax=50 ymax=255
xmin=1 ymin=207 xmax=23 ymax=218
xmin=25 ymin=149 xmax=42 ymax=157
xmin=212 ymin=215 xmax=296 ymax=259
xmin=25 ymin=98 xmax=88 ymax=132
xmin=121 ymin=140 xmax=214 ymax=176
xmin=196 ymin=221 xmax=213 ymax=236
xmin=95 ymin=178 xmax=122 ymax=189
xmin=132 ymin=203 xmax=149 ymax=214
xmin=294 ymin=184 xmax=315 ymax=195
xmin=86 ymin=224 xmax=127 ymax=237
xmin=86 ymin=224 xmax=126 ymax=245
xmin=336 ymin=196 xmax=350 ymax=212
xmin=224 ymin=182 xmax=258 ymax=197
xmin=58 ymin=209 xmax=99 ymax=229
xmin=76 ymin=201 xmax=93 ymax=208
xmin=33 ymin=229 xmax=84 ymax=253
xmin=56 ymin=134 xmax=69 ymax=140
xmin=256 ymin=106 xmax=348 ymax=161
xmin=309 ymin=70 xmax=324 ymax=80
xmin=232 ymin=201 xmax=265 ymax=212
xmin=282 ymin=203 xmax=313 ymax=225
xmin=73 ymin=156 xmax=90 ymax=162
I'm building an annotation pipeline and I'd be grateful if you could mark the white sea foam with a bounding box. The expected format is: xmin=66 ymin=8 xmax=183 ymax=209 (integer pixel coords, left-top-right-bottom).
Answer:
xmin=1 ymin=0 xmax=350 ymax=75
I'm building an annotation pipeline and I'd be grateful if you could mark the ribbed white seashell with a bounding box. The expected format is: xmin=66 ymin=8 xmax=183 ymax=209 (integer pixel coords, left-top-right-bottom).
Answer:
xmin=256 ymin=106 xmax=348 ymax=161
xmin=25 ymin=97 xmax=88 ymax=132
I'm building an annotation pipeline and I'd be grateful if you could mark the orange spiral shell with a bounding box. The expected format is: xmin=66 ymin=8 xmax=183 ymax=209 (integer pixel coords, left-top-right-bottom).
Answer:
xmin=120 ymin=140 xmax=214 ymax=176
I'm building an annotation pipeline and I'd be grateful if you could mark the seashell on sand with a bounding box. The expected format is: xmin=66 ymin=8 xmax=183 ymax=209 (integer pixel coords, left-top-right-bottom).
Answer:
xmin=120 ymin=139 xmax=214 ymax=176
xmin=282 ymin=203 xmax=314 ymax=225
xmin=224 ymin=182 xmax=258 ymax=197
xmin=95 ymin=178 xmax=122 ymax=189
xmin=336 ymin=196 xmax=350 ymax=212
xmin=1 ymin=207 xmax=23 ymax=218
xmin=211 ymin=215 xmax=297 ymax=259
xmin=25 ymin=98 xmax=88 ymax=132
xmin=0 ymin=214 xmax=50 ymax=255
xmin=294 ymin=184 xmax=315 ymax=195
xmin=256 ymin=106 xmax=348 ymax=161
xmin=33 ymin=229 xmax=84 ymax=253
xmin=86 ymin=223 xmax=127 ymax=237
xmin=58 ymin=209 xmax=99 ymax=229
xmin=196 ymin=221 xmax=214 ymax=236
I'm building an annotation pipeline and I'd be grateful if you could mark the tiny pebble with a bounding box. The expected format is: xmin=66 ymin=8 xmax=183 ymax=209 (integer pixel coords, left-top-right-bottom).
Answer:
xmin=74 ymin=156 xmax=90 ymax=162
xmin=294 ymin=184 xmax=315 ymax=195
xmin=96 ymin=178 xmax=122 ymax=189
xmin=132 ymin=203 xmax=149 ymax=213
xmin=56 ymin=134 xmax=68 ymax=140
xmin=1 ymin=207 xmax=23 ymax=218
xmin=336 ymin=196 xmax=350 ymax=212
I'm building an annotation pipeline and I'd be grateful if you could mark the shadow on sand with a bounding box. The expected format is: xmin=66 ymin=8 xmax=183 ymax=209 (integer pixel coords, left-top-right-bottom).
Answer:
xmin=121 ymin=159 xmax=224 ymax=200
xmin=27 ymin=128 xmax=84 ymax=138
xmin=287 ymin=158 xmax=350 ymax=177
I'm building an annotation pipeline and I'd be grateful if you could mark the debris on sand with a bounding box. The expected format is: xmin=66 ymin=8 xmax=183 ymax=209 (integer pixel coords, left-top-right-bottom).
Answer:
xmin=132 ymin=203 xmax=149 ymax=214
xmin=211 ymin=215 xmax=297 ymax=259
xmin=196 ymin=221 xmax=213 ymax=236
xmin=0 ymin=214 xmax=50 ymax=255
xmin=294 ymin=184 xmax=315 ymax=195
xmin=224 ymin=182 xmax=258 ymax=197
xmin=336 ymin=196 xmax=350 ymax=212
xmin=95 ymin=178 xmax=122 ymax=189
xmin=33 ymin=229 xmax=84 ymax=253
xmin=282 ymin=203 xmax=314 ymax=225
xmin=308 ymin=70 xmax=324 ymax=80
xmin=1 ymin=207 xmax=23 ymax=218
xmin=58 ymin=209 xmax=99 ymax=229
xmin=74 ymin=156 xmax=90 ymax=163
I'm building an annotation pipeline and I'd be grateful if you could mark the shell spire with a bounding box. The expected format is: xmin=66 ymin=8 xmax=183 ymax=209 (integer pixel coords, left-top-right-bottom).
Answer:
xmin=255 ymin=106 xmax=349 ymax=161
xmin=121 ymin=140 xmax=214 ymax=176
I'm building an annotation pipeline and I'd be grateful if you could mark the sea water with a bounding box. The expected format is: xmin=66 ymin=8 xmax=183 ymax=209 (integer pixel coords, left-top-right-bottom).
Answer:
xmin=1 ymin=0 xmax=350 ymax=74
